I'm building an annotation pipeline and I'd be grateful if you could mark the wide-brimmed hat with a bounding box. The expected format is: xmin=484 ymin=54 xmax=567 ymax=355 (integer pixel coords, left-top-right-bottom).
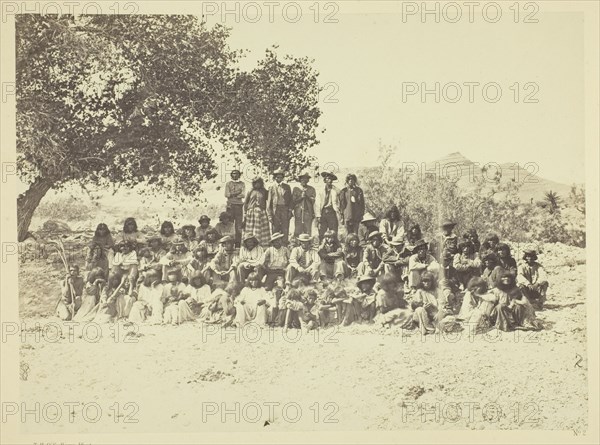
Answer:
xmin=440 ymin=219 xmax=456 ymax=229
xmin=242 ymin=233 xmax=258 ymax=243
xmin=367 ymin=230 xmax=382 ymax=240
xmin=297 ymin=234 xmax=312 ymax=243
xmin=389 ymin=234 xmax=405 ymax=246
xmin=361 ymin=212 xmax=376 ymax=223
xmin=323 ymin=229 xmax=336 ymax=238
xmin=218 ymin=235 xmax=234 ymax=244
xmin=357 ymin=275 xmax=376 ymax=285
xmin=270 ymin=232 xmax=284 ymax=242
xmin=273 ymin=168 xmax=285 ymax=177
xmin=198 ymin=215 xmax=211 ymax=223
xmin=320 ymin=171 xmax=338 ymax=181
xmin=297 ymin=172 xmax=311 ymax=180
xmin=413 ymin=239 xmax=428 ymax=251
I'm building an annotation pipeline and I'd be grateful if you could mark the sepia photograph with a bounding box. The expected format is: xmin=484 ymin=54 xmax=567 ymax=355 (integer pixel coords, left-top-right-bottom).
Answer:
xmin=1 ymin=1 xmax=599 ymax=444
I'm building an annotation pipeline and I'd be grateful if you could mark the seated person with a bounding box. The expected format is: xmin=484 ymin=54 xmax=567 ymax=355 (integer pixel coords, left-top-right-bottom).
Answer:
xmin=286 ymin=234 xmax=320 ymax=284
xmin=263 ymin=233 xmax=290 ymax=290
xmin=160 ymin=240 xmax=193 ymax=282
xmin=453 ymin=241 xmax=481 ymax=290
xmin=516 ymin=248 xmax=549 ymax=310
xmin=358 ymin=213 xmax=379 ymax=247
xmin=138 ymin=236 xmax=166 ymax=280
xmin=206 ymin=235 xmax=237 ymax=287
xmin=129 ymin=269 xmax=164 ymax=324
xmin=407 ymin=239 xmax=440 ymax=291
xmin=110 ymin=240 xmax=139 ymax=295
xmin=382 ymin=234 xmax=410 ymax=283
xmin=199 ymin=228 xmax=221 ymax=260
xmin=357 ymin=231 xmax=389 ymax=278
xmin=180 ymin=224 xmax=199 ymax=252
xmin=56 ymin=265 xmax=85 ymax=321
xmin=234 ymin=272 xmax=272 ymax=327
xmin=342 ymin=233 xmax=362 ymax=278
xmin=162 ymin=270 xmax=195 ymax=325
xmin=496 ymin=243 xmax=517 ymax=275
xmin=317 ymin=229 xmax=345 ymax=281
xmin=196 ymin=215 xmax=214 ymax=241
xmin=236 ymin=233 xmax=265 ymax=283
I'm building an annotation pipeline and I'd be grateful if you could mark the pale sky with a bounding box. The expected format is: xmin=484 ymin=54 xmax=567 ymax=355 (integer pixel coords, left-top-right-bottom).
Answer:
xmin=197 ymin=2 xmax=585 ymax=185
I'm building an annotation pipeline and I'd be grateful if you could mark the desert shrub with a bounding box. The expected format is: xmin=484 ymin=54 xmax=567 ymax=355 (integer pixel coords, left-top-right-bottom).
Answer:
xmin=34 ymin=195 xmax=94 ymax=222
xmin=361 ymin=143 xmax=585 ymax=247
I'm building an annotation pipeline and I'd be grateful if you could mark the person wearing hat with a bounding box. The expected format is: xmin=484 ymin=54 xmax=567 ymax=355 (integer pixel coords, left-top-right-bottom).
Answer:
xmin=292 ymin=172 xmax=316 ymax=237
xmin=318 ymin=229 xmax=345 ymax=281
xmin=358 ymin=212 xmax=379 ymax=247
xmin=339 ymin=173 xmax=365 ymax=235
xmin=207 ymin=235 xmax=237 ymax=287
xmin=129 ymin=269 xmax=164 ymax=324
xmin=266 ymin=168 xmax=293 ymax=245
xmin=407 ymin=239 xmax=440 ymax=291
xmin=382 ymin=234 xmax=411 ymax=283
xmin=430 ymin=219 xmax=458 ymax=277
xmin=342 ymin=275 xmax=377 ymax=325
xmin=110 ymin=240 xmax=139 ymax=296
xmin=286 ymin=234 xmax=320 ymax=284
xmin=225 ymin=168 xmax=246 ymax=245
xmin=452 ymin=241 xmax=482 ymax=290
xmin=196 ymin=215 xmax=214 ymax=242
xmin=314 ymin=170 xmax=340 ymax=240
xmin=236 ymin=233 xmax=266 ymax=284
xmin=242 ymin=177 xmax=271 ymax=247
xmin=357 ymin=231 xmax=389 ymax=278
xmin=516 ymin=248 xmax=548 ymax=310
xmin=214 ymin=211 xmax=236 ymax=243
xmin=160 ymin=239 xmax=193 ymax=282
xmin=263 ymin=232 xmax=290 ymax=290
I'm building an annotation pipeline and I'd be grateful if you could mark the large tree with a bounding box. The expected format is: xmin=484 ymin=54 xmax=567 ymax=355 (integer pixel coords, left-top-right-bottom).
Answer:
xmin=16 ymin=14 xmax=322 ymax=241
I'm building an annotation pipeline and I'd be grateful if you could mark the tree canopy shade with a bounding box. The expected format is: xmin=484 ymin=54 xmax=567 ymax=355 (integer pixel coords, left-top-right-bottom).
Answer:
xmin=16 ymin=14 xmax=323 ymax=241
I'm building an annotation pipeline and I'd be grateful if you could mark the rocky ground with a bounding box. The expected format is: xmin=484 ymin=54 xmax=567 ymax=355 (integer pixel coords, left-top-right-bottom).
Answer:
xmin=15 ymin=237 xmax=588 ymax=434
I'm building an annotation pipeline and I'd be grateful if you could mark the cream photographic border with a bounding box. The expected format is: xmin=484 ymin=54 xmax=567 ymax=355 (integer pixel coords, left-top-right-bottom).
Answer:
xmin=1 ymin=1 xmax=598 ymax=443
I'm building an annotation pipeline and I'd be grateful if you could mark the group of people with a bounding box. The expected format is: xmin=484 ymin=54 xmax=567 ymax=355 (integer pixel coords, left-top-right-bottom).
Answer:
xmin=55 ymin=169 xmax=550 ymax=335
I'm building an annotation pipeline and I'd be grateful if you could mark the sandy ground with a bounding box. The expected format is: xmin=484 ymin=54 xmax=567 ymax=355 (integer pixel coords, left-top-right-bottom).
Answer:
xmin=15 ymin=242 xmax=588 ymax=433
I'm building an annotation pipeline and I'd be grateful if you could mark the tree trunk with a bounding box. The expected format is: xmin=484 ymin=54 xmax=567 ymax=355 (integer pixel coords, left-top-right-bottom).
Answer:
xmin=17 ymin=177 xmax=54 ymax=242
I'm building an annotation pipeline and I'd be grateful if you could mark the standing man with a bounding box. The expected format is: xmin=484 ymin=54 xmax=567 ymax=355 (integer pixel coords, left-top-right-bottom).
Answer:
xmin=292 ymin=172 xmax=316 ymax=237
xmin=314 ymin=170 xmax=341 ymax=240
xmin=224 ymin=168 xmax=245 ymax=247
xmin=267 ymin=168 xmax=293 ymax=245
xmin=339 ymin=173 xmax=365 ymax=235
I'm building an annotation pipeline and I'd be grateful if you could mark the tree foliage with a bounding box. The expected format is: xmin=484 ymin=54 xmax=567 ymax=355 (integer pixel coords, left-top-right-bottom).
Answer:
xmin=16 ymin=14 xmax=322 ymax=240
